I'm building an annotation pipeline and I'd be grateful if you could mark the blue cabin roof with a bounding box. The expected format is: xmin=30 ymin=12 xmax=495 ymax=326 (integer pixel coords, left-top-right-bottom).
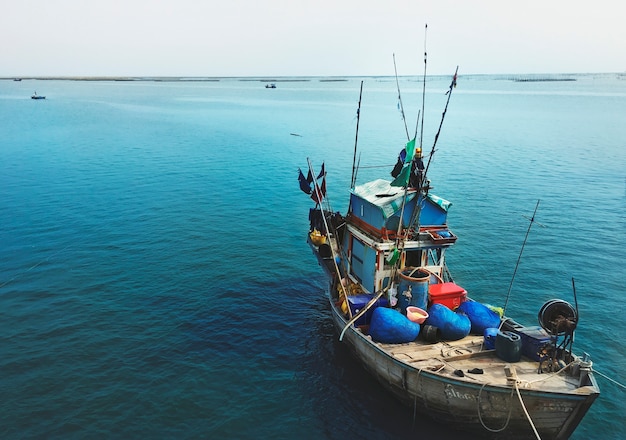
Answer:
xmin=350 ymin=179 xmax=451 ymax=229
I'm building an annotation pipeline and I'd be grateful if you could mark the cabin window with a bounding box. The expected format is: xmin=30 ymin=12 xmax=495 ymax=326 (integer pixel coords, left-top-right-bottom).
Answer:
xmin=405 ymin=250 xmax=422 ymax=267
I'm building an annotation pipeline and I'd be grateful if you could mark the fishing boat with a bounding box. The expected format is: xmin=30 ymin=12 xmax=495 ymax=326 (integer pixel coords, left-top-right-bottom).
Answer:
xmin=31 ymin=92 xmax=45 ymax=100
xmin=299 ymin=71 xmax=599 ymax=439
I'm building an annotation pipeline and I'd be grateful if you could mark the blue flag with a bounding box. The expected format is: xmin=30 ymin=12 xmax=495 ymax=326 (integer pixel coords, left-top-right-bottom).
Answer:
xmin=298 ymin=168 xmax=312 ymax=194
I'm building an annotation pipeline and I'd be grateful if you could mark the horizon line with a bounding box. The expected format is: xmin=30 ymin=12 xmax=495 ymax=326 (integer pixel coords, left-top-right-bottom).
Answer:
xmin=2 ymin=72 xmax=623 ymax=82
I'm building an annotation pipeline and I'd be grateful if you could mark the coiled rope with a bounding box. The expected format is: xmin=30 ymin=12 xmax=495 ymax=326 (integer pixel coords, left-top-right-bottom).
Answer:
xmin=477 ymin=380 xmax=542 ymax=439
xmin=476 ymin=361 xmax=625 ymax=438
xmin=477 ymin=383 xmax=514 ymax=433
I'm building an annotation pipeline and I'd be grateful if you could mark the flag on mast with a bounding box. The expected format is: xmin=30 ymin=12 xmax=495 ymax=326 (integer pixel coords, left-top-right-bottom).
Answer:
xmin=316 ymin=162 xmax=326 ymax=180
xmin=298 ymin=168 xmax=312 ymax=194
xmin=390 ymin=138 xmax=416 ymax=187
xmin=311 ymin=176 xmax=326 ymax=204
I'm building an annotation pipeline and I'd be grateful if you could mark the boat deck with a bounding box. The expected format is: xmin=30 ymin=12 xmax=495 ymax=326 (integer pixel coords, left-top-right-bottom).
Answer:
xmin=375 ymin=335 xmax=583 ymax=393
xmin=310 ymin=234 xmax=592 ymax=397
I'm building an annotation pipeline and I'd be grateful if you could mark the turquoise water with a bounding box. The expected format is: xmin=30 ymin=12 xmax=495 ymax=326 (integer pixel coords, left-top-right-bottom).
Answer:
xmin=1 ymin=75 xmax=624 ymax=439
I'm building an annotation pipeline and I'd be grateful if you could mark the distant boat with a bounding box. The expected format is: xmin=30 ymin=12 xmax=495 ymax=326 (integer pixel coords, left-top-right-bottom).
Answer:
xmin=300 ymin=69 xmax=600 ymax=439
xmin=31 ymin=92 xmax=45 ymax=100
xmin=14 ymin=78 xmax=22 ymax=81
xmin=265 ymin=83 xmax=276 ymax=89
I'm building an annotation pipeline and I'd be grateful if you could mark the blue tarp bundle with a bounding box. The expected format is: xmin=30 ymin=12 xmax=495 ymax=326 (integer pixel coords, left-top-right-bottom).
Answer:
xmin=457 ymin=301 xmax=501 ymax=335
xmin=425 ymin=303 xmax=471 ymax=341
xmin=369 ymin=307 xmax=421 ymax=343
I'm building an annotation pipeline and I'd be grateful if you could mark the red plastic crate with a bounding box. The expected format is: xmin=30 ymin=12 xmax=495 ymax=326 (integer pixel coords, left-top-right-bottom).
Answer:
xmin=428 ymin=282 xmax=467 ymax=310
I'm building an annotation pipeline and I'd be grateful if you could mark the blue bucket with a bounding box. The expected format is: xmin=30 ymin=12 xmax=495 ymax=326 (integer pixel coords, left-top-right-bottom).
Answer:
xmin=398 ymin=267 xmax=430 ymax=312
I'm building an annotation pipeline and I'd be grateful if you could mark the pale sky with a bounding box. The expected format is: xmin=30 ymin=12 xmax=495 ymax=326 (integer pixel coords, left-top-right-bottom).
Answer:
xmin=2 ymin=0 xmax=624 ymax=77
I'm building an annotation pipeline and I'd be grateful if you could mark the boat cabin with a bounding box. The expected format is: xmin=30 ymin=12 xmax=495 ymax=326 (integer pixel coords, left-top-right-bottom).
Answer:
xmin=342 ymin=179 xmax=456 ymax=293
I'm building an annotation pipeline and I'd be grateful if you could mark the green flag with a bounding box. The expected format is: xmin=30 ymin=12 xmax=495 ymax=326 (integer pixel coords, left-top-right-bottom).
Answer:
xmin=390 ymin=164 xmax=410 ymax=187
xmin=390 ymin=138 xmax=416 ymax=187
xmin=404 ymin=138 xmax=416 ymax=163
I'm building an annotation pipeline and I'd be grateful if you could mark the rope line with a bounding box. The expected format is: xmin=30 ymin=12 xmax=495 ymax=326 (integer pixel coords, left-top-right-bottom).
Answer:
xmin=514 ymin=381 xmax=542 ymax=440
xmin=0 ymin=243 xmax=72 ymax=290
xmin=523 ymin=361 xmax=574 ymax=385
xmin=592 ymin=368 xmax=626 ymax=390
xmin=477 ymin=383 xmax=514 ymax=432
xmin=412 ymin=369 xmax=422 ymax=429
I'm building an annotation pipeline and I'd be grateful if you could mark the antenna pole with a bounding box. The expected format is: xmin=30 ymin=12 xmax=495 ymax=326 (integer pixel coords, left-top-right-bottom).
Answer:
xmin=503 ymin=200 xmax=541 ymax=315
xmin=351 ymin=81 xmax=364 ymax=188
xmin=393 ymin=53 xmax=410 ymax=141
xmin=423 ymin=65 xmax=458 ymax=178
xmin=418 ymin=24 xmax=428 ymax=151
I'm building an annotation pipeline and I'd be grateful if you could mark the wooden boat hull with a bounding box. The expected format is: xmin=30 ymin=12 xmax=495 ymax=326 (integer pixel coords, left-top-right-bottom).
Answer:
xmin=327 ymin=293 xmax=599 ymax=440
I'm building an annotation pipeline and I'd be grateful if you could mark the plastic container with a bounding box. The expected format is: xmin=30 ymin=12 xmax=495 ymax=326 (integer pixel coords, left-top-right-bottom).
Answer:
xmin=512 ymin=326 xmax=553 ymax=361
xmin=398 ymin=267 xmax=430 ymax=312
xmin=347 ymin=294 xmax=389 ymax=326
xmin=406 ymin=306 xmax=429 ymax=324
xmin=483 ymin=327 xmax=499 ymax=350
xmin=495 ymin=331 xmax=522 ymax=362
xmin=428 ymin=282 xmax=467 ymax=310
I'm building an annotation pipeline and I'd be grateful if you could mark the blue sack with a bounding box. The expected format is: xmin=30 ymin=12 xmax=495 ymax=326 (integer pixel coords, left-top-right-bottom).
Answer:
xmin=425 ymin=303 xmax=471 ymax=341
xmin=369 ymin=307 xmax=420 ymax=343
xmin=457 ymin=301 xmax=501 ymax=335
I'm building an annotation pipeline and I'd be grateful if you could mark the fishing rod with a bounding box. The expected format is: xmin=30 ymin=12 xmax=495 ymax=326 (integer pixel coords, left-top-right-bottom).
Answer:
xmin=0 ymin=243 xmax=72 ymax=290
xmin=405 ymin=25 xmax=431 ymax=235
xmin=393 ymin=53 xmax=410 ymax=141
xmin=413 ymin=110 xmax=421 ymax=141
xmin=392 ymin=30 xmax=430 ymax=238
xmin=350 ymin=81 xmax=364 ymax=188
xmin=408 ymin=65 xmax=459 ymax=231
xmin=418 ymin=23 xmax=428 ymax=152
xmin=571 ymin=277 xmax=579 ymax=320
xmin=570 ymin=277 xmax=579 ymax=356
xmin=502 ymin=199 xmax=542 ymax=315
xmin=422 ymin=65 xmax=459 ymax=179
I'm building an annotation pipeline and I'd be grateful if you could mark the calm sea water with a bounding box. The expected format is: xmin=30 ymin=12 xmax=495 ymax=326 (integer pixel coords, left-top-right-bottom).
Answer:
xmin=1 ymin=74 xmax=624 ymax=439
